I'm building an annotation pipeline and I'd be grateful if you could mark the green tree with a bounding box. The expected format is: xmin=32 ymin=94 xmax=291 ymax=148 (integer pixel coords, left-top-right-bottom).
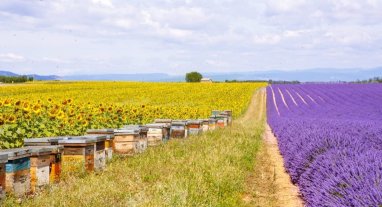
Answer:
xmin=185 ymin=71 xmax=203 ymax=82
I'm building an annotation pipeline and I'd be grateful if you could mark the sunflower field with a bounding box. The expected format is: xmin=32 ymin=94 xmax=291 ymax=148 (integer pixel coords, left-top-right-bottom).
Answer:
xmin=0 ymin=81 xmax=265 ymax=148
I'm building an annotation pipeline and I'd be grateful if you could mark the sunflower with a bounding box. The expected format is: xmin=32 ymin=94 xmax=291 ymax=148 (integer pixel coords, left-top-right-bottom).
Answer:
xmin=3 ymin=99 xmax=12 ymax=106
xmin=57 ymin=110 xmax=65 ymax=119
xmin=32 ymin=104 xmax=42 ymax=114
xmin=22 ymin=102 xmax=31 ymax=112
xmin=48 ymin=108 xmax=59 ymax=118
xmin=7 ymin=115 xmax=16 ymax=124
xmin=0 ymin=116 xmax=4 ymax=125
xmin=81 ymin=120 xmax=89 ymax=126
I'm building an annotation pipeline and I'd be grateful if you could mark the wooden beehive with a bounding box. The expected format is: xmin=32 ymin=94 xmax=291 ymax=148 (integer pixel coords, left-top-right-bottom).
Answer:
xmin=211 ymin=110 xmax=221 ymax=116
xmin=23 ymin=138 xmax=64 ymax=183
xmin=123 ymin=126 xmax=148 ymax=153
xmin=187 ymin=120 xmax=203 ymax=136
xmin=86 ymin=129 xmax=115 ymax=162
xmin=58 ymin=137 xmax=95 ymax=173
xmin=208 ymin=118 xmax=217 ymax=130
xmin=170 ymin=121 xmax=188 ymax=138
xmin=201 ymin=119 xmax=209 ymax=132
xmin=146 ymin=123 xmax=166 ymax=146
xmin=25 ymin=147 xmax=52 ymax=193
xmin=0 ymin=154 xmax=8 ymax=199
xmin=113 ymin=129 xmax=140 ymax=155
xmin=0 ymin=148 xmax=31 ymax=197
xmin=153 ymin=120 xmax=171 ymax=141
xmin=81 ymin=135 xmax=106 ymax=172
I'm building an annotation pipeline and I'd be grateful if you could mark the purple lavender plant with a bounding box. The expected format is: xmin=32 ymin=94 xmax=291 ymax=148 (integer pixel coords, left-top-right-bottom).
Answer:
xmin=267 ymin=84 xmax=382 ymax=207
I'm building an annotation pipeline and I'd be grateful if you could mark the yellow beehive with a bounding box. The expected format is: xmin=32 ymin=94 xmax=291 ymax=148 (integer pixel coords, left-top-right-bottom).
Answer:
xmin=58 ymin=137 xmax=96 ymax=173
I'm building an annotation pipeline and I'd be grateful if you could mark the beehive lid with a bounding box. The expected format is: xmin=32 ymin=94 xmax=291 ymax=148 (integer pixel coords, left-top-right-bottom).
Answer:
xmin=39 ymin=145 xmax=64 ymax=153
xmin=171 ymin=121 xmax=186 ymax=126
xmin=80 ymin=135 xmax=107 ymax=142
xmin=58 ymin=136 xmax=100 ymax=144
xmin=187 ymin=120 xmax=202 ymax=125
xmin=86 ymin=128 xmax=114 ymax=134
xmin=220 ymin=112 xmax=229 ymax=116
xmin=223 ymin=110 xmax=232 ymax=116
xmin=146 ymin=123 xmax=165 ymax=129
xmin=200 ymin=119 xmax=209 ymax=123
xmin=0 ymin=148 xmax=31 ymax=160
xmin=123 ymin=125 xmax=140 ymax=129
xmin=0 ymin=153 xmax=8 ymax=163
xmin=24 ymin=136 xmax=67 ymax=146
xmin=25 ymin=146 xmax=54 ymax=156
xmin=114 ymin=129 xmax=139 ymax=135
xmin=154 ymin=119 xmax=172 ymax=123
xmin=139 ymin=125 xmax=149 ymax=132
xmin=211 ymin=110 xmax=221 ymax=116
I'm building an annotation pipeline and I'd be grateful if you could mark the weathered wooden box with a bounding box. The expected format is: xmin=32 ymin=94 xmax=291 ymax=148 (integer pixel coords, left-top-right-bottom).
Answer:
xmin=153 ymin=120 xmax=171 ymax=140
xmin=113 ymin=129 xmax=140 ymax=155
xmin=201 ymin=119 xmax=209 ymax=132
xmin=145 ymin=123 xmax=166 ymax=146
xmin=0 ymin=154 xmax=8 ymax=199
xmin=58 ymin=137 xmax=96 ymax=173
xmin=170 ymin=121 xmax=188 ymax=138
xmin=81 ymin=135 xmax=106 ymax=172
xmin=187 ymin=120 xmax=203 ymax=136
xmin=86 ymin=129 xmax=115 ymax=161
xmin=25 ymin=147 xmax=52 ymax=193
xmin=23 ymin=137 xmax=66 ymax=146
xmin=23 ymin=138 xmax=64 ymax=183
xmin=223 ymin=110 xmax=233 ymax=123
xmin=123 ymin=125 xmax=148 ymax=153
xmin=211 ymin=110 xmax=221 ymax=116
xmin=0 ymin=148 xmax=31 ymax=197
xmin=208 ymin=118 xmax=217 ymax=130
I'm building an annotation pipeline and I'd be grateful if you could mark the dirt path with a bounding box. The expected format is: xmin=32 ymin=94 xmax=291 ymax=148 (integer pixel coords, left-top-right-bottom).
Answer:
xmin=244 ymin=88 xmax=304 ymax=207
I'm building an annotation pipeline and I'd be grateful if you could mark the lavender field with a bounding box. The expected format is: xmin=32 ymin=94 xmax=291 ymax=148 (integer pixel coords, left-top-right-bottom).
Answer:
xmin=267 ymin=84 xmax=382 ymax=207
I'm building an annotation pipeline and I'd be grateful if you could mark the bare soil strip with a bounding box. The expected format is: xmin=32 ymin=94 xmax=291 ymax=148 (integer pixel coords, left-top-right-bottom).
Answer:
xmin=306 ymin=94 xmax=317 ymax=104
xmin=269 ymin=86 xmax=280 ymax=116
xmin=294 ymin=91 xmax=308 ymax=105
xmin=278 ymin=88 xmax=289 ymax=109
xmin=286 ymin=89 xmax=298 ymax=106
xmin=244 ymin=88 xmax=304 ymax=207
xmin=264 ymin=124 xmax=304 ymax=207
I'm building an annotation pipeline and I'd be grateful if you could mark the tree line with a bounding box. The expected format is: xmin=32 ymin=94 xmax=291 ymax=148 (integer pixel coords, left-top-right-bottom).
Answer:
xmin=0 ymin=75 xmax=33 ymax=83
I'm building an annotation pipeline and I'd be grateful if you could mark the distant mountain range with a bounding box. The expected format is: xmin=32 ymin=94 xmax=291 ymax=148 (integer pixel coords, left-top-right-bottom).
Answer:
xmin=1 ymin=67 xmax=382 ymax=82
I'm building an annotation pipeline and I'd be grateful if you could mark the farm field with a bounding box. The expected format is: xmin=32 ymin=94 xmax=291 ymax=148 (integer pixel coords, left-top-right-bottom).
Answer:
xmin=0 ymin=82 xmax=265 ymax=148
xmin=3 ymin=86 xmax=267 ymax=207
xmin=267 ymin=84 xmax=382 ymax=206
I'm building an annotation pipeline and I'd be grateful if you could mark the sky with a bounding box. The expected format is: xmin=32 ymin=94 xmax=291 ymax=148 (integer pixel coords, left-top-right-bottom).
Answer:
xmin=0 ymin=0 xmax=382 ymax=76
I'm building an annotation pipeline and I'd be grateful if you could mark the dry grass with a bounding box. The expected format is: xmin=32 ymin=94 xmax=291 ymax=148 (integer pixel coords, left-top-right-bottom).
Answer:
xmin=3 ymin=90 xmax=265 ymax=207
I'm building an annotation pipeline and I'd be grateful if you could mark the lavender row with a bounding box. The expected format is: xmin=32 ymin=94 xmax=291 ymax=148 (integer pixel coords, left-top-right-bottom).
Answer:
xmin=267 ymin=84 xmax=382 ymax=207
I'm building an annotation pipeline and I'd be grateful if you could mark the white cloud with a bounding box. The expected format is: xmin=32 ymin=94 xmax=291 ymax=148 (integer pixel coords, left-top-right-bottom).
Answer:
xmin=0 ymin=53 xmax=25 ymax=62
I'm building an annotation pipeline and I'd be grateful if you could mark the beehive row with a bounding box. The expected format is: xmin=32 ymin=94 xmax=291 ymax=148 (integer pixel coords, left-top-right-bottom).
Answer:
xmin=0 ymin=110 xmax=232 ymax=198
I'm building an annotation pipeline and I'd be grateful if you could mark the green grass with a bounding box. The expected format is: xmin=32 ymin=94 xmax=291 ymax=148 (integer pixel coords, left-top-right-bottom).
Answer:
xmin=4 ymin=95 xmax=265 ymax=207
